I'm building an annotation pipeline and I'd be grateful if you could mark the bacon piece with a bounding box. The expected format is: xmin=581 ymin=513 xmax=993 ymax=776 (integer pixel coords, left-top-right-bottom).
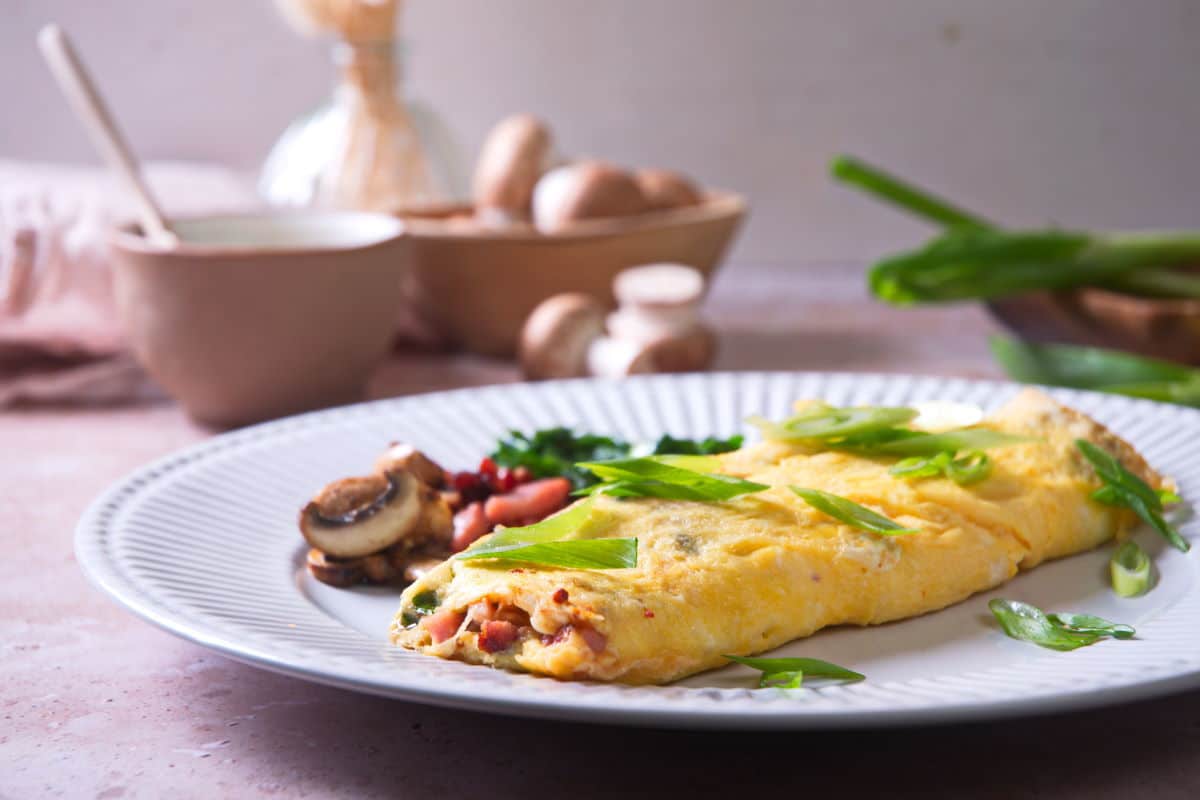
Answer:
xmin=478 ymin=620 xmax=519 ymax=653
xmin=451 ymin=502 xmax=490 ymax=552
xmin=483 ymin=478 xmax=571 ymax=528
xmin=579 ymin=626 xmax=608 ymax=654
xmin=419 ymin=608 xmax=465 ymax=644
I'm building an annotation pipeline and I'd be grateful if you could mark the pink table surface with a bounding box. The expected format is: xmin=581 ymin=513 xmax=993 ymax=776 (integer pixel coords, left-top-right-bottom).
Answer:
xmin=5 ymin=265 xmax=1200 ymax=799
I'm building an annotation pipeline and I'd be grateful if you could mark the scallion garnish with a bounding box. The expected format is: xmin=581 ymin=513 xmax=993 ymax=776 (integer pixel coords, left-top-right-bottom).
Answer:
xmin=988 ymin=598 xmax=1135 ymax=651
xmin=790 ymin=487 xmax=919 ymax=535
xmin=747 ymin=405 xmax=917 ymax=442
xmin=455 ymin=498 xmax=638 ymax=570
xmin=889 ymin=450 xmax=993 ymax=485
xmin=456 ymin=538 xmax=637 ymax=569
xmin=1075 ymin=439 xmax=1189 ymax=552
xmin=724 ymin=654 xmax=865 ymax=689
xmin=1110 ymin=540 xmax=1152 ymax=597
xmin=944 ymin=451 xmax=992 ymax=485
xmin=576 ymin=456 xmax=768 ymax=502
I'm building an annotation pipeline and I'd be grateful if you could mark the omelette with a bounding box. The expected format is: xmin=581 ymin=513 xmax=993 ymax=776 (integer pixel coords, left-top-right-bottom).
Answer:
xmin=390 ymin=389 xmax=1168 ymax=684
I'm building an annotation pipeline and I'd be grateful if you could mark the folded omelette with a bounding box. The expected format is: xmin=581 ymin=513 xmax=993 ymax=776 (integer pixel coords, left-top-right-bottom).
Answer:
xmin=390 ymin=389 xmax=1165 ymax=684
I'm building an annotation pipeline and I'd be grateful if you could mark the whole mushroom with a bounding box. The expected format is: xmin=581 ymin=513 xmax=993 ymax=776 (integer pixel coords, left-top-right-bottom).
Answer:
xmin=472 ymin=114 xmax=555 ymax=227
xmin=634 ymin=168 xmax=703 ymax=212
xmin=531 ymin=161 xmax=649 ymax=233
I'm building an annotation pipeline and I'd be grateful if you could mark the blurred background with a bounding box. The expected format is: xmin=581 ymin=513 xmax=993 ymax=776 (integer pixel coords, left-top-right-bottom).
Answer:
xmin=5 ymin=0 xmax=1199 ymax=266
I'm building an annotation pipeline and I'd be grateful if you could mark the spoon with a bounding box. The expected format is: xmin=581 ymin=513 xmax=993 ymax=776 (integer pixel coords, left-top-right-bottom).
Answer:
xmin=37 ymin=24 xmax=178 ymax=247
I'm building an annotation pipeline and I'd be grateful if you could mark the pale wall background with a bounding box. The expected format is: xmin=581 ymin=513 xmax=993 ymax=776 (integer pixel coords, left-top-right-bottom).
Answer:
xmin=3 ymin=0 xmax=1198 ymax=267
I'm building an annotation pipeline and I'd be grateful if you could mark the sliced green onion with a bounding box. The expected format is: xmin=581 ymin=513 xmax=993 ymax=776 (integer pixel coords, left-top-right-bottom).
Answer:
xmin=748 ymin=405 xmax=917 ymax=442
xmin=456 ymin=537 xmax=637 ymax=569
xmin=988 ymin=598 xmax=1135 ymax=651
xmin=576 ymin=457 xmax=768 ymax=501
xmin=890 ymin=452 xmax=953 ymax=479
xmin=1076 ymin=440 xmax=1189 ymax=553
xmin=724 ymin=654 xmax=865 ymax=689
xmin=946 ymin=451 xmax=992 ymax=485
xmin=872 ymin=429 xmax=1028 ymax=457
xmin=790 ymin=487 xmax=919 ymax=535
xmin=1046 ymin=611 xmax=1136 ymax=640
xmin=1110 ymin=540 xmax=1152 ymax=598
xmin=478 ymin=497 xmax=598 ymax=550
xmin=454 ymin=497 xmax=636 ymax=570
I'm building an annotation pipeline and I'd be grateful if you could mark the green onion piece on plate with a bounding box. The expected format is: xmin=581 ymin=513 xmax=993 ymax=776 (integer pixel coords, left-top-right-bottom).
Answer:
xmin=724 ymin=654 xmax=865 ymax=689
xmin=988 ymin=598 xmax=1135 ymax=651
xmin=1076 ymin=439 xmax=1189 ymax=553
xmin=790 ymin=487 xmax=919 ymax=535
xmin=1110 ymin=540 xmax=1152 ymax=598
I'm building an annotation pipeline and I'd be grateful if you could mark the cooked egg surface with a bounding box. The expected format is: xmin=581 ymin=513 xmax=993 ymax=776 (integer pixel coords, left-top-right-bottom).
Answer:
xmin=391 ymin=389 xmax=1162 ymax=684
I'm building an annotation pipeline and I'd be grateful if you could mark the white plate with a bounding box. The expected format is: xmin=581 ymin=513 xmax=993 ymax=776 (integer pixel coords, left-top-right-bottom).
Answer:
xmin=76 ymin=373 xmax=1200 ymax=729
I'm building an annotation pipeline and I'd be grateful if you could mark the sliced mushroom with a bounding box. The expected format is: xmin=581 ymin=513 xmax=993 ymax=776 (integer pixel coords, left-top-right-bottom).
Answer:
xmin=531 ymin=161 xmax=649 ymax=233
xmin=360 ymin=551 xmax=401 ymax=584
xmin=473 ymin=114 xmax=555 ymax=223
xmin=306 ymin=548 xmax=365 ymax=588
xmin=299 ymin=471 xmax=422 ymax=558
xmin=374 ymin=443 xmax=446 ymax=488
xmin=519 ymin=293 xmax=607 ymax=379
xmin=634 ymin=168 xmax=703 ymax=212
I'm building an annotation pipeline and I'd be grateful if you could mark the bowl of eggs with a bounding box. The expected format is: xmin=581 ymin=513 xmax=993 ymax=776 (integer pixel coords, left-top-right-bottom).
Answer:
xmin=397 ymin=115 xmax=747 ymax=357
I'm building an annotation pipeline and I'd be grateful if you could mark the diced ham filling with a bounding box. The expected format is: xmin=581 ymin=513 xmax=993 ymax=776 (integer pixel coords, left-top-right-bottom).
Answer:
xmin=478 ymin=620 xmax=519 ymax=653
xmin=419 ymin=608 xmax=465 ymax=644
xmin=538 ymin=623 xmax=607 ymax=654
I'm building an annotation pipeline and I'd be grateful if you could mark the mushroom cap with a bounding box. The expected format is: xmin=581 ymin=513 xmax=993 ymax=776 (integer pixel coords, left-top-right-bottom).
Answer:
xmin=532 ymin=161 xmax=650 ymax=233
xmin=634 ymin=168 xmax=703 ymax=211
xmin=472 ymin=114 xmax=555 ymax=216
xmin=374 ymin=443 xmax=446 ymax=488
xmin=306 ymin=548 xmax=365 ymax=588
xmin=613 ymin=263 xmax=707 ymax=310
xmin=299 ymin=471 xmax=422 ymax=558
xmin=519 ymin=292 xmax=607 ymax=379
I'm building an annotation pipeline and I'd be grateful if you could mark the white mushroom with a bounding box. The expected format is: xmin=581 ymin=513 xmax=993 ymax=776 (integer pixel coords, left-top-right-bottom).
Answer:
xmin=634 ymin=168 xmax=703 ymax=212
xmin=518 ymin=293 xmax=607 ymax=379
xmin=532 ymin=161 xmax=649 ymax=233
xmin=299 ymin=471 xmax=423 ymax=558
xmin=472 ymin=114 xmax=555 ymax=225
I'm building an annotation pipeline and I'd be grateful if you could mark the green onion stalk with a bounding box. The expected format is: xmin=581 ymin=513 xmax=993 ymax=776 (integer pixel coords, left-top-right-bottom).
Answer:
xmin=830 ymin=155 xmax=1200 ymax=304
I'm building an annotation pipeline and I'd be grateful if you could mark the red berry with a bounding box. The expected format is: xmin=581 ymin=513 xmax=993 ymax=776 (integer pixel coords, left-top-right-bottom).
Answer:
xmin=478 ymin=457 xmax=498 ymax=477
xmin=453 ymin=471 xmax=480 ymax=492
xmin=496 ymin=467 xmax=517 ymax=492
xmin=511 ymin=466 xmax=533 ymax=485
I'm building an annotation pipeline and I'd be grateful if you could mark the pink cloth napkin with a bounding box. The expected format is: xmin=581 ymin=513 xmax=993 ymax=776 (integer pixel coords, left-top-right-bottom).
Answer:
xmin=0 ymin=160 xmax=258 ymax=407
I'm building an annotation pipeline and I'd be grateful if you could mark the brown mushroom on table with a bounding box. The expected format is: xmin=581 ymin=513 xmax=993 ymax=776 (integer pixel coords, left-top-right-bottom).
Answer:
xmin=519 ymin=292 xmax=608 ymax=379
xmin=519 ymin=268 xmax=716 ymax=380
xmin=472 ymin=114 xmax=555 ymax=227
xmin=531 ymin=161 xmax=649 ymax=234
xmin=633 ymin=168 xmax=703 ymax=212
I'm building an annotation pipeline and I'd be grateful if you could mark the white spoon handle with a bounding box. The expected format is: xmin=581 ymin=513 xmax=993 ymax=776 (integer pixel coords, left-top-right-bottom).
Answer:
xmin=37 ymin=24 xmax=177 ymax=247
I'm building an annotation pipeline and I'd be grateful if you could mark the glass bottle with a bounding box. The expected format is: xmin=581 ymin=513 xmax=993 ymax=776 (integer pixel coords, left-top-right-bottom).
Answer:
xmin=259 ymin=40 xmax=465 ymax=212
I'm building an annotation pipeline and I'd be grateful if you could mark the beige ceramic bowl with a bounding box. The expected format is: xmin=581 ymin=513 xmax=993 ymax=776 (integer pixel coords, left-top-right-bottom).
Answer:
xmin=110 ymin=211 xmax=408 ymax=427
xmin=400 ymin=191 xmax=747 ymax=356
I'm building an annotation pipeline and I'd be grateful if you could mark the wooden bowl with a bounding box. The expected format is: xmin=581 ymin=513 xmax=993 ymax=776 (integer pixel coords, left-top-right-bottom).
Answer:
xmin=988 ymin=288 xmax=1200 ymax=364
xmin=398 ymin=191 xmax=747 ymax=356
